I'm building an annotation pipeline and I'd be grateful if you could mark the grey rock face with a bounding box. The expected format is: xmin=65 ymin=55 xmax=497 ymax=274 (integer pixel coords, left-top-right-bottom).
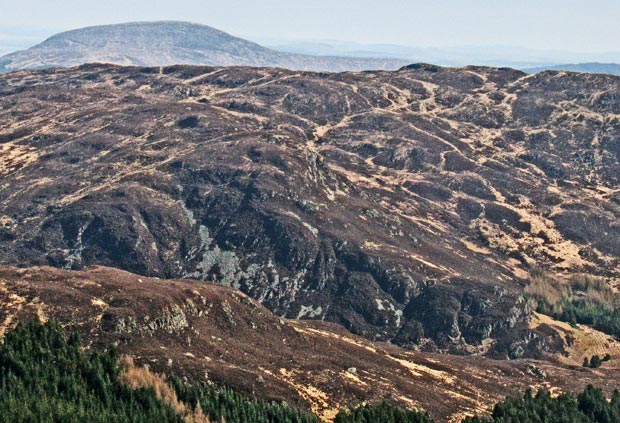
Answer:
xmin=1 ymin=64 xmax=619 ymax=356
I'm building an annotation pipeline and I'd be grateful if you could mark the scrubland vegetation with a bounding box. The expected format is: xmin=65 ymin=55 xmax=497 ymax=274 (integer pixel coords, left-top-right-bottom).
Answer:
xmin=525 ymin=271 xmax=620 ymax=337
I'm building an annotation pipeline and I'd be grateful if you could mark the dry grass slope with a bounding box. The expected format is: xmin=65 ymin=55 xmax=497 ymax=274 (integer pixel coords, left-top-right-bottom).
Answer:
xmin=121 ymin=356 xmax=212 ymax=423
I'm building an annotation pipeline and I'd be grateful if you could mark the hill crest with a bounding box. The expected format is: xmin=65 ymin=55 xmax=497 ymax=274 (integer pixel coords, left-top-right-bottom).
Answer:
xmin=0 ymin=21 xmax=408 ymax=72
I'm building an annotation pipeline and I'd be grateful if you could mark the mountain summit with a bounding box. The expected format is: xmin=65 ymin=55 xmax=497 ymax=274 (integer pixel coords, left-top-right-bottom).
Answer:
xmin=0 ymin=21 xmax=407 ymax=72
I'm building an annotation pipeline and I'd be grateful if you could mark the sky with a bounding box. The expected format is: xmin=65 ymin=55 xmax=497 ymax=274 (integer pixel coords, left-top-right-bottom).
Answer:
xmin=1 ymin=0 xmax=620 ymax=54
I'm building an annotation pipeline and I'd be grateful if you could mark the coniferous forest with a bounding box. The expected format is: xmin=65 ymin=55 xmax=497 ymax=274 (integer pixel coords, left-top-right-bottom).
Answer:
xmin=525 ymin=273 xmax=620 ymax=338
xmin=0 ymin=320 xmax=316 ymax=423
xmin=0 ymin=320 xmax=183 ymax=423
xmin=462 ymin=386 xmax=620 ymax=423
xmin=1 ymin=319 xmax=619 ymax=423
xmin=334 ymin=401 xmax=435 ymax=423
xmin=169 ymin=373 xmax=318 ymax=423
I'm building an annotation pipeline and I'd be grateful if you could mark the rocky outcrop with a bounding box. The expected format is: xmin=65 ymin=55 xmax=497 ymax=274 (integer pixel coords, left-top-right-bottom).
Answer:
xmin=1 ymin=64 xmax=619 ymax=355
xmin=1 ymin=265 xmax=618 ymax=422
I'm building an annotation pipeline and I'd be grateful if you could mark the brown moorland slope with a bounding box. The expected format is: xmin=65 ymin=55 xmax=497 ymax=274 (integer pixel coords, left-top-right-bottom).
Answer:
xmin=0 ymin=64 xmax=619 ymax=356
xmin=1 ymin=265 xmax=619 ymax=422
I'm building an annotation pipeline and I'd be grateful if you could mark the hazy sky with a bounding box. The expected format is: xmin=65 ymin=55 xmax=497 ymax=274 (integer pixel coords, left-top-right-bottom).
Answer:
xmin=1 ymin=0 xmax=620 ymax=52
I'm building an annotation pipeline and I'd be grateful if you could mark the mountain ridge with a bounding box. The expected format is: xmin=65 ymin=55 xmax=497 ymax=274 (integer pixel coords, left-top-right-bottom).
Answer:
xmin=263 ymin=40 xmax=620 ymax=71
xmin=0 ymin=21 xmax=408 ymax=72
xmin=2 ymin=63 xmax=619 ymax=358
xmin=523 ymin=62 xmax=620 ymax=76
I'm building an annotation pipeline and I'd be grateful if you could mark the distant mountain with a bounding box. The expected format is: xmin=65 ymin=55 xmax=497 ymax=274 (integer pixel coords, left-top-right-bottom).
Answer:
xmin=0 ymin=28 xmax=55 ymax=57
xmin=265 ymin=41 xmax=558 ymax=68
xmin=524 ymin=62 xmax=620 ymax=76
xmin=264 ymin=40 xmax=620 ymax=70
xmin=0 ymin=21 xmax=407 ymax=73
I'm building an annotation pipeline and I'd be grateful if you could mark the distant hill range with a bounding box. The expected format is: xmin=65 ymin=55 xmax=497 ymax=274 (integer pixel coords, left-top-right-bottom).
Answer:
xmin=3 ymin=23 xmax=620 ymax=76
xmin=266 ymin=40 xmax=620 ymax=73
xmin=0 ymin=21 xmax=408 ymax=73
xmin=523 ymin=62 xmax=620 ymax=76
